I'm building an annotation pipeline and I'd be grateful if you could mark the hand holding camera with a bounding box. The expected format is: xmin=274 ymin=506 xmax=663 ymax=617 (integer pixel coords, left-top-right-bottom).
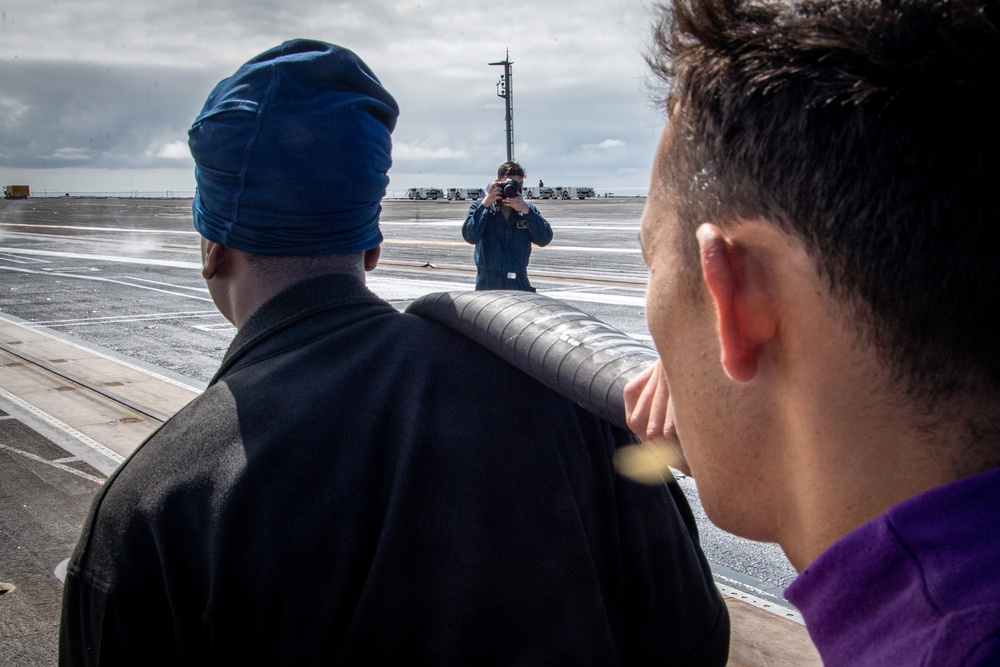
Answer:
xmin=498 ymin=179 xmax=522 ymax=199
xmin=485 ymin=179 xmax=517 ymax=206
xmin=486 ymin=178 xmax=529 ymax=214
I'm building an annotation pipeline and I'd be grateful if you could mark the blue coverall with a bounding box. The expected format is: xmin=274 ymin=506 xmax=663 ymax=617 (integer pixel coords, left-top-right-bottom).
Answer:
xmin=461 ymin=200 xmax=553 ymax=291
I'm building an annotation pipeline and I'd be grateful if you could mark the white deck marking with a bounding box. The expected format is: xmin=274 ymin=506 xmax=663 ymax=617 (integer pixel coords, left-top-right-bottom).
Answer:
xmin=0 ymin=222 xmax=199 ymax=235
xmin=0 ymin=264 xmax=213 ymax=302
xmin=535 ymin=245 xmax=640 ymax=254
xmin=0 ymin=314 xmax=205 ymax=393
xmin=124 ymin=277 xmax=210 ymax=293
xmin=190 ymin=323 xmax=237 ymax=332
xmin=32 ymin=312 xmax=222 ymax=328
xmin=716 ymin=583 xmax=805 ymax=625
xmin=544 ymin=290 xmax=645 ymax=307
xmin=0 ymin=387 xmax=125 ymax=469
xmin=0 ymin=443 xmax=106 ymax=485
xmin=0 ymin=252 xmax=49 ymax=264
xmin=0 ymin=247 xmax=199 ymax=269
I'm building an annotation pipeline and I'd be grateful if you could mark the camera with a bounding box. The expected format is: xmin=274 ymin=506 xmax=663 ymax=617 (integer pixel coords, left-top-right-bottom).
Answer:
xmin=498 ymin=179 xmax=522 ymax=199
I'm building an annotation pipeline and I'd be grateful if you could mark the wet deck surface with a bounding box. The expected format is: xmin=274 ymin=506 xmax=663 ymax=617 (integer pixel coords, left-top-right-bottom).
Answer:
xmin=0 ymin=408 xmax=105 ymax=666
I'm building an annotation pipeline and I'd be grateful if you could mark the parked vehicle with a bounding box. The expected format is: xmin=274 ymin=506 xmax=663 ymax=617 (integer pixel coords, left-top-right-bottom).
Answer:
xmin=524 ymin=186 xmax=555 ymax=200
xmin=447 ymin=188 xmax=485 ymax=201
xmin=550 ymin=186 xmax=595 ymax=200
xmin=3 ymin=185 xmax=30 ymax=199
xmin=406 ymin=187 xmax=443 ymax=200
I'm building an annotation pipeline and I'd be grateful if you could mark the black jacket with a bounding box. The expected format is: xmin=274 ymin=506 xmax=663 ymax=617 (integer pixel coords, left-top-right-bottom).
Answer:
xmin=60 ymin=273 xmax=728 ymax=666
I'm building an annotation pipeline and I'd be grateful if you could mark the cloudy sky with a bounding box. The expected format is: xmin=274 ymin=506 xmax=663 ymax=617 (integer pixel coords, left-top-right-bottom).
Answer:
xmin=0 ymin=1 xmax=669 ymax=195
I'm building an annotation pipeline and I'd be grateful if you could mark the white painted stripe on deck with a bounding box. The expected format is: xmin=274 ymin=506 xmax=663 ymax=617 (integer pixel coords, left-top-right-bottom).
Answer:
xmin=31 ymin=310 xmax=219 ymax=327
xmin=537 ymin=245 xmax=641 ymax=254
xmin=124 ymin=277 xmax=210 ymax=293
xmin=0 ymin=222 xmax=199 ymax=235
xmin=547 ymin=290 xmax=646 ymax=307
xmin=0 ymin=443 xmax=106 ymax=485
xmin=0 ymin=314 xmax=205 ymax=393
xmin=0 ymin=247 xmax=199 ymax=269
xmin=0 ymin=252 xmax=49 ymax=264
xmin=0 ymin=387 xmax=125 ymax=467
xmin=0 ymin=264 xmax=213 ymax=302
xmin=716 ymin=583 xmax=805 ymax=625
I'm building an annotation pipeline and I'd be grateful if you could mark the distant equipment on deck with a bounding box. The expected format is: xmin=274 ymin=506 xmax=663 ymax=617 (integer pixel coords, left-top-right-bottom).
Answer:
xmin=447 ymin=188 xmax=485 ymax=201
xmin=523 ymin=186 xmax=595 ymax=200
xmin=3 ymin=185 xmax=30 ymax=199
xmin=406 ymin=187 xmax=443 ymax=200
xmin=523 ymin=186 xmax=556 ymax=200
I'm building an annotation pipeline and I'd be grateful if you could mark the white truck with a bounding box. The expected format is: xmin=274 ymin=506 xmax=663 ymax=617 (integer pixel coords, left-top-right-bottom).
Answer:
xmin=406 ymin=187 xmax=443 ymax=200
xmin=551 ymin=186 xmax=595 ymax=200
xmin=524 ymin=186 xmax=556 ymax=200
xmin=447 ymin=188 xmax=485 ymax=201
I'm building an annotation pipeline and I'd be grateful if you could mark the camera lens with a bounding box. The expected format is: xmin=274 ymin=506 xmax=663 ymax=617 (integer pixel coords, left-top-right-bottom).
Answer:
xmin=502 ymin=180 xmax=521 ymax=198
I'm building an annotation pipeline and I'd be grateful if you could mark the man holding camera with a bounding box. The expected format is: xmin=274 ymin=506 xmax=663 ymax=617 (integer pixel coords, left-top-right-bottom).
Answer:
xmin=462 ymin=161 xmax=552 ymax=291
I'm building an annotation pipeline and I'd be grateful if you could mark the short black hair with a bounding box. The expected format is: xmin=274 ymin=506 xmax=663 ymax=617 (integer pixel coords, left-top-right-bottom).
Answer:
xmin=497 ymin=161 xmax=526 ymax=179
xmin=649 ymin=0 xmax=1000 ymax=404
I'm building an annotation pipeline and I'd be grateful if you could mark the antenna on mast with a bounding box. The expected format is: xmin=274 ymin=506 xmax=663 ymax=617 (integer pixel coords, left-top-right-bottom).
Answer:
xmin=488 ymin=49 xmax=514 ymax=162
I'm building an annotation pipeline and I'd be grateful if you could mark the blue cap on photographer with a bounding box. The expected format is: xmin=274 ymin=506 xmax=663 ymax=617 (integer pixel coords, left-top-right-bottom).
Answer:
xmin=188 ymin=39 xmax=399 ymax=255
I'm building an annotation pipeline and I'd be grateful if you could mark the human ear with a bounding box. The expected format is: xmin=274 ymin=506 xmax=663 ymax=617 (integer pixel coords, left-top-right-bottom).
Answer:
xmin=696 ymin=223 xmax=776 ymax=382
xmin=363 ymin=245 xmax=381 ymax=272
xmin=201 ymin=240 xmax=225 ymax=280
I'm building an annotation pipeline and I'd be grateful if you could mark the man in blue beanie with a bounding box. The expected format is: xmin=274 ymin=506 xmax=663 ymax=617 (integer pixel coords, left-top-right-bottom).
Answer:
xmin=59 ymin=40 xmax=728 ymax=665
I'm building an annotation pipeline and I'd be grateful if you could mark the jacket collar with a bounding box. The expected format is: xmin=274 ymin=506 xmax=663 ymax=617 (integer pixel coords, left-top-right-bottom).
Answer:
xmin=211 ymin=272 xmax=382 ymax=384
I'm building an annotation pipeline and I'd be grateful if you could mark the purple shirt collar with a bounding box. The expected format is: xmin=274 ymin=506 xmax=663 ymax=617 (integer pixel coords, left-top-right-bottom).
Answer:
xmin=785 ymin=467 xmax=1000 ymax=666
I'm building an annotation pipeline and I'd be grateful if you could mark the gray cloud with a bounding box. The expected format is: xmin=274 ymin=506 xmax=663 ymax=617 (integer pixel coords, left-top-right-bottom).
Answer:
xmin=0 ymin=58 xmax=217 ymax=169
xmin=0 ymin=0 xmax=667 ymax=192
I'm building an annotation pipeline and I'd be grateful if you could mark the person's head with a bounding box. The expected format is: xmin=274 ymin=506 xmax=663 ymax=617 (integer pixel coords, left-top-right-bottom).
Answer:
xmin=188 ymin=39 xmax=398 ymax=324
xmin=640 ymin=0 xmax=1000 ymax=551
xmin=647 ymin=0 xmax=999 ymax=404
xmin=497 ymin=161 xmax=526 ymax=182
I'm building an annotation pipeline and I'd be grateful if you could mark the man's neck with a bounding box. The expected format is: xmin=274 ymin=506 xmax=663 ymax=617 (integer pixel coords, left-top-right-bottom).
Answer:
xmin=775 ymin=388 xmax=1000 ymax=570
xmin=210 ymin=251 xmax=367 ymax=330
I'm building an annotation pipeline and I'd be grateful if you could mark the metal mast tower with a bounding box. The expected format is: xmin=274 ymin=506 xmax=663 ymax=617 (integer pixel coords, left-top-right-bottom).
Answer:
xmin=489 ymin=51 xmax=514 ymax=162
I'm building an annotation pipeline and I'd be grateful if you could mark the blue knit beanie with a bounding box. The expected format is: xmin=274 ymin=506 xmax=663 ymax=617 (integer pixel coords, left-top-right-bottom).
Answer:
xmin=188 ymin=40 xmax=398 ymax=254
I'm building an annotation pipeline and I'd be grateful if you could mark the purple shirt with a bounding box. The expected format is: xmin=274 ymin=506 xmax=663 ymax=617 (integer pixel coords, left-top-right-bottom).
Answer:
xmin=785 ymin=467 xmax=1000 ymax=666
